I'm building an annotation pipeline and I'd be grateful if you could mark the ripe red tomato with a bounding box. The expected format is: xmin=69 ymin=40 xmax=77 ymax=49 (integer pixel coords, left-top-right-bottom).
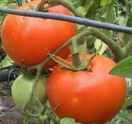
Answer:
xmin=1 ymin=1 xmax=76 ymax=67
xmin=47 ymin=55 xmax=126 ymax=124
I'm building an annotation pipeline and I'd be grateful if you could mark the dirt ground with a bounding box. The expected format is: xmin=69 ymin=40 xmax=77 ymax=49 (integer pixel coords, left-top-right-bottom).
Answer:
xmin=0 ymin=96 xmax=23 ymax=124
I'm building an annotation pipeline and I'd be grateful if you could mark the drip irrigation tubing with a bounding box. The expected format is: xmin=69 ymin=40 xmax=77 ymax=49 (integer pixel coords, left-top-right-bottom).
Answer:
xmin=0 ymin=7 xmax=132 ymax=33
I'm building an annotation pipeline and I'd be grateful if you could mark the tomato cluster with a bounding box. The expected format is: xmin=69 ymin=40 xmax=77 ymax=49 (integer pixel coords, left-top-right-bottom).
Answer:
xmin=1 ymin=0 xmax=126 ymax=124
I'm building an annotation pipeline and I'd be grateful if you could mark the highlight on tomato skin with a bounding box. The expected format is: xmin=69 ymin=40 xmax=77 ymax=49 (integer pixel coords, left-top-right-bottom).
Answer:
xmin=1 ymin=1 xmax=76 ymax=68
xmin=46 ymin=55 xmax=127 ymax=124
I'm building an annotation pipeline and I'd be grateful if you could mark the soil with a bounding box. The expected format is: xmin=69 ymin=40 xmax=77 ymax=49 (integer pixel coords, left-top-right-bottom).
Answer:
xmin=0 ymin=96 xmax=23 ymax=124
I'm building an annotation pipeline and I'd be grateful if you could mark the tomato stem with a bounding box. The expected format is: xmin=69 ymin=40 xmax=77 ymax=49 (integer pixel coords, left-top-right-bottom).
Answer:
xmin=48 ymin=53 xmax=74 ymax=70
xmin=71 ymin=39 xmax=82 ymax=68
xmin=72 ymin=53 xmax=82 ymax=68
xmin=89 ymin=28 xmax=126 ymax=61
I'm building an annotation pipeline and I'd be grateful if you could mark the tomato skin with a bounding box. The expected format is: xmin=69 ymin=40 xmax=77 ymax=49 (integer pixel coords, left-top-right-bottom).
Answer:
xmin=1 ymin=3 xmax=76 ymax=67
xmin=47 ymin=55 xmax=126 ymax=124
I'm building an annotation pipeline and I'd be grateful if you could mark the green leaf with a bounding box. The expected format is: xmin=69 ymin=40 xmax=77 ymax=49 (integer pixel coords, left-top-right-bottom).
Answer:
xmin=100 ymin=0 xmax=112 ymax=6
xmin=11 ymin=74 xmax=35 ymax=109
xmin=76 ymin=6 xmax=86 ymax=16
xmin=60 ymin=118 xmax=77 ymax=124
xmin=0 ymin=56 xmax=13 ymax=68
xmin=123 ymin=97 xmax=132 ymax=109
xmin=94 ymin=39 xmax=107 ymax=55
xmin=111 ymin=56 xmax=132 ymax=78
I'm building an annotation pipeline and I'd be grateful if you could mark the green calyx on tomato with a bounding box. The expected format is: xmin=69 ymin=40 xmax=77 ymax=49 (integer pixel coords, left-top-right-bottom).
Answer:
xmin=47 ymin=55 xmax=126 ymax=124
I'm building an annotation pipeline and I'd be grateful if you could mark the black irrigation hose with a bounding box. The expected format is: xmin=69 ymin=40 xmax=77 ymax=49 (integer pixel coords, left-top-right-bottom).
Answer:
xmin=0 ymin=65 xmax=20 ymax=82
xmin=0 ymin=8 xmax=132 ymax=34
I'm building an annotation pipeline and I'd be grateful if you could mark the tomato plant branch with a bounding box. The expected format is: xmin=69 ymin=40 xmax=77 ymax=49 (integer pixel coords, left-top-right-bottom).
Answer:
xmin=29 ymin=65 xmax=45 ymax=112
xmin=89 ymin=28 xmax=125 ymax=61
xmin=48 ymin=53 xmax=74 ymax=70
xmin=25 ymin=67 xmax=46 ymax=124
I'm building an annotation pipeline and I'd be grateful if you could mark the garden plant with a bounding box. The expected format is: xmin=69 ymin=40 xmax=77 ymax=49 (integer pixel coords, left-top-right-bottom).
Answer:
xmin=0 ymin=0 xmax=132 ymax=124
